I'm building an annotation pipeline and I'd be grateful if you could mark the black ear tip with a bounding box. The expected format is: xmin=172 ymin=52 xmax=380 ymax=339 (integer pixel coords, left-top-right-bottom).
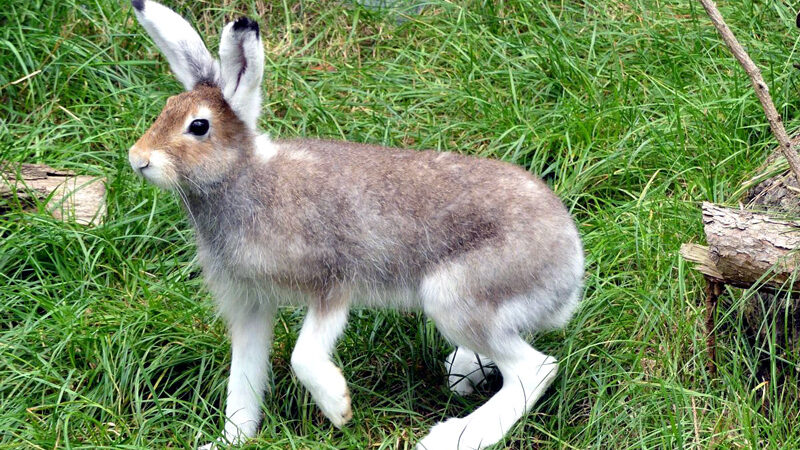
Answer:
xmin=131 ymin=0 xmax=145 ymax=12
xmin=232 ymin=16 xmax=260 ymax=37
xmin=796 ymin=10 xmax=800 ymax=29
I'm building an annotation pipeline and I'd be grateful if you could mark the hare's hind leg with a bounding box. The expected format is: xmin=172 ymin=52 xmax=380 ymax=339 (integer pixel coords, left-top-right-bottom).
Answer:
xmin=418 ymin=269 xmax=559 ymax=450
xmin=291 ymin=288 xmax=353 ymax=427
xmin=421 ymin=332 xmax=557 ymax=450
xmin=445 ymin=348 xmax=496 ymax=396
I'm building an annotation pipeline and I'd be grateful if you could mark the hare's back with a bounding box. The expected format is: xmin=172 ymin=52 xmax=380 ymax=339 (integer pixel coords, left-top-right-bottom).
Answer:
xmin=263 ymin=138 xmax=579 ymax=273
xmin=272 ymin=138 xmax=569 ymax=223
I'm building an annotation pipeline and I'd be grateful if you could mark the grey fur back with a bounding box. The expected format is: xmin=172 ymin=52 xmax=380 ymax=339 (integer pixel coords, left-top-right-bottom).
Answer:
xmin=188 ymin=138 xmax=582 ymax=322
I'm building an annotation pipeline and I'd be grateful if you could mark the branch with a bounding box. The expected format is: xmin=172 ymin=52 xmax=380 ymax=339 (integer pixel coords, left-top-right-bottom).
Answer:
xmin=699 ymin=0 xmax=800 ymax=183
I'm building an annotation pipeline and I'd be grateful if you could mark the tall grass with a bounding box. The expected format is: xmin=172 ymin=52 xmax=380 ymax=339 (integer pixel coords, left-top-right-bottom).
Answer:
xmin=1 ymin=0 xmax=799 ymax=448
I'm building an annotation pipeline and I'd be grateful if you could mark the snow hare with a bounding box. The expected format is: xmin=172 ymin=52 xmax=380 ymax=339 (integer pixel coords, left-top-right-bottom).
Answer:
xmin=127 ymin=1 xmax=584 ymax=448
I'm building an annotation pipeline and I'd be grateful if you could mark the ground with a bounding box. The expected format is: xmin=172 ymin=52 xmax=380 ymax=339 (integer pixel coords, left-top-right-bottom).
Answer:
xmin=1 ymin=0 xmax=799 ymax=448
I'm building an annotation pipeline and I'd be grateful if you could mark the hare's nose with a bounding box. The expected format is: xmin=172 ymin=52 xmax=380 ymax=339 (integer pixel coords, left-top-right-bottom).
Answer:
xmin=128 ymin=148 xmax=151 ymax=174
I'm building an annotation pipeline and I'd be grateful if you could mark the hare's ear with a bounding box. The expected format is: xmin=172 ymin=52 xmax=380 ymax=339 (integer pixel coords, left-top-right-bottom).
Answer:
xmin=219 ymin=17 xmax=264 ymax=130
xmin=131 ymin=0 xmax=219 ymax=90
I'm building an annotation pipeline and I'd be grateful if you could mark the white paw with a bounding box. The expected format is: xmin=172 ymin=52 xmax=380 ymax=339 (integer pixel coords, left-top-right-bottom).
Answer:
xmin=313 ymin=368 xmax=352 ymax=428
xmin=445 ymin=350 xmax=475 ymax=396
xmin=197 ymin=419 xmax=258 ymax=450
xmin=449 ymin=377 xmax=475 ymax=396
xmin=445 ymin=349 xmax=495 ymax=396
xmin=417 ymin=417 xmax=496 ymax=450
xmin=221 ymin=418 xmax=257 ymax=447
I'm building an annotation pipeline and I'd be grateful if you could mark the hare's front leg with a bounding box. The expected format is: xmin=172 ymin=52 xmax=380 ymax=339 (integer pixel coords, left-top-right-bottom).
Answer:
xmin=291 ymin=290 xmax=352 ymax=427
xmin=200 ymin=300 xmax=275 ymax=449
xmin=198 ymin=301 xmax=275 ymax=450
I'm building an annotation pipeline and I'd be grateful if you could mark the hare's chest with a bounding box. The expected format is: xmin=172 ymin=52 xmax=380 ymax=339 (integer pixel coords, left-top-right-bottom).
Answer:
xmin=195 ymin=230 xmax=266 ymax=276
xmin=195 ymin=226 xmax=310 ymax=281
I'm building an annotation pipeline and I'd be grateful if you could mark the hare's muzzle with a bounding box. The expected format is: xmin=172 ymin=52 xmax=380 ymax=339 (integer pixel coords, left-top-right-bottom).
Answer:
xmin=127 ymin=145 xmax=176 ymax=190
xmin=128 ymin=146 xmax=150 ymax=175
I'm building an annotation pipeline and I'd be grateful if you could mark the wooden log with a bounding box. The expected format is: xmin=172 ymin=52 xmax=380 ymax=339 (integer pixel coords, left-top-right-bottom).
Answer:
xmin=681 ymin=203 xmax=800 ymax=365
xmin=701 ymin=202 xmax=800 ymax=290
xmin=740 ymin=160 xmax=800 ymax=356
xmin=0 ymin=162 xmax=106 ymax=225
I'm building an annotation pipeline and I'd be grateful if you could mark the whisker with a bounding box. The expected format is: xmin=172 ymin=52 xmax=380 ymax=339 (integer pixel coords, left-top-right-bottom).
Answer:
xmin=187 ymin=177 xmax=208 ymax=197
xmin=174 ymin=183 xmax=199 ymax=229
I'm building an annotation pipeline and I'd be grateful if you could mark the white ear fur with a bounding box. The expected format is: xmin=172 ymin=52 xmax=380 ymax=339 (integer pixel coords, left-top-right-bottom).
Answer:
xmin=218 ymin=18 xmax=264 ymax=130
xmin=132 ymin=0 xmax=219 ymax=91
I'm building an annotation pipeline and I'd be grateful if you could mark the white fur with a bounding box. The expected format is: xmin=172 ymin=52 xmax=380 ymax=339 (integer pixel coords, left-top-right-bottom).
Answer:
xmin=138 ymin=150 xmax=175 ymax=189
xmin=133 ymin=0 xmax=219 ymax=90
xmin=253 ymin=134 xmax=278 ymax=163
xmin=283 ymin=149 xmax=316 ymax=162
xmin=199 ymin=278 xmax=276 ymax=448
xmin=218 ymin=21 xmax=264 ymax=130
xmin=435 ymin=152 xmax=454 ymax=161
xmin=418 ymin=342 xmax=558 ymax=450
xmin=445 ymin=348 xmax=494 ymax=396
xmin=290 ymin=304 xmax=352 ymax=426
xmin=415 ymin=262 xmax=565 ymax=449
xmin=350 ymin=284 xmax=420 ymax=310
xmin=223 ymin=311 xmax=273 ymax=443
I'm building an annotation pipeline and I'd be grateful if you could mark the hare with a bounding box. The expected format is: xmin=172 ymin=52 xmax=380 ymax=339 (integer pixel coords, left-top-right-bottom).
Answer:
xmin=127 ymin=1 xmax=584 ymax=449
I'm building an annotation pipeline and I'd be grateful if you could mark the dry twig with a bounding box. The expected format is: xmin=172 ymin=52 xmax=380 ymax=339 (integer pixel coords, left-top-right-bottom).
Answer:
xmin=699 ymin=0 xmax=800 ymax=183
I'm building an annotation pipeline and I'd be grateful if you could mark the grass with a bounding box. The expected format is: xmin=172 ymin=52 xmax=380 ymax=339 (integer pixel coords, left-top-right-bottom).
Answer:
xmin=2 ymin=0 xmax=800 ymax=448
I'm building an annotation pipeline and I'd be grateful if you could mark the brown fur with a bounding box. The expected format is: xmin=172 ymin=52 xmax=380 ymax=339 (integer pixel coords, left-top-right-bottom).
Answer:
xmin=131 ymin=85 xmax=252 ymax=186
xmin=129 ymin=5 xmax=584 ymax=447
xmin=132 ymin=87 xmax=580 ymax=327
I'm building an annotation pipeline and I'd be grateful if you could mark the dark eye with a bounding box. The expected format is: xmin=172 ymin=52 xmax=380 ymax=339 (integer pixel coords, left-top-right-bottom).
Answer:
xmin=188 ymin=119 xmax=209 ymax=136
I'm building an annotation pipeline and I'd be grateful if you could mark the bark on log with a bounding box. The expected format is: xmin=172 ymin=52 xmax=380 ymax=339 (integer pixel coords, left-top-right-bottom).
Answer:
xmin=0 ymin=162 xmax=106 ymax=225
xmin=681 ymin=203 xmax=800 ymax=290
xmin=739 ymin=154 xmax=800 ymax=355
xmin=700 ymin=202 xmax=800 ymax=290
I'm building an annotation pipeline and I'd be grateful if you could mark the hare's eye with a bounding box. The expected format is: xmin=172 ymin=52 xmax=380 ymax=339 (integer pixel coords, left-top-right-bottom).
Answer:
xmin=188 ymin=119 xmax=210 ymax=136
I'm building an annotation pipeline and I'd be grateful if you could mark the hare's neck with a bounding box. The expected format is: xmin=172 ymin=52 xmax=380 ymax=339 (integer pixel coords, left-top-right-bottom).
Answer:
xmin=181 ymin=137 xmax=272 ymax=257
xmin=182 ymin=171 xmax=249 ymax=238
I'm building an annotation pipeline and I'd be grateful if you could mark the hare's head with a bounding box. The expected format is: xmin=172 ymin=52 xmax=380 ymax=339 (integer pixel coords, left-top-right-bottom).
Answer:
xmin=128 ymin=0 xmax=264 ymax=191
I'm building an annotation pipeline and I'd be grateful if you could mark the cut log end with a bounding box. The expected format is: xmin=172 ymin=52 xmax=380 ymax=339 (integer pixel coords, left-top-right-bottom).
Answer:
xmin=1 ymin=162 xmax=106 ymax=226
xmin=680 ymin=243 xmax=724 ymax=280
